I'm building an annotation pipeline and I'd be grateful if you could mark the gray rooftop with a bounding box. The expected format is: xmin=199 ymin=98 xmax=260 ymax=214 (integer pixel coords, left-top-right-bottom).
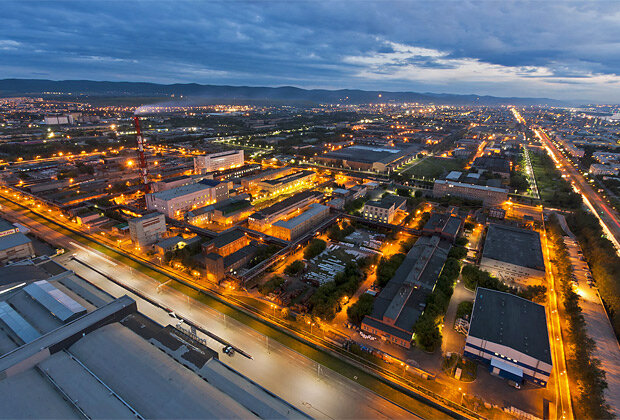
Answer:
xmin=23 ymin=280 xmax=87 ymax=323
xmin=482 ymin=224 xmax=545 ymax=271
xmin=148 ymin=182 xmax=215 ymax=201
xmin=468 ymin=288 xmax=552 ymax=364
xmin=365 ymin=236 xmax=451 ymax=337
xmin=323 ymin=145 xmax=416 ymax=164
xmin=0 ymin=232 xmax=31 ymax=251
xmin=272 ymin=203 xmax=328 ymax=230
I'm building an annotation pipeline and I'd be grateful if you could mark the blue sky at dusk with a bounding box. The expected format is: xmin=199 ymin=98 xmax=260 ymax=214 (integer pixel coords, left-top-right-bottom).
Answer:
xmin=2 ymin=1 xmax=620 ymax=101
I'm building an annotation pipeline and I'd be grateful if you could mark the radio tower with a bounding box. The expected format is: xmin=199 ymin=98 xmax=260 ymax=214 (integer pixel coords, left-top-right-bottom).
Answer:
xmin=133 ymin=116 xmax=150 ymax=193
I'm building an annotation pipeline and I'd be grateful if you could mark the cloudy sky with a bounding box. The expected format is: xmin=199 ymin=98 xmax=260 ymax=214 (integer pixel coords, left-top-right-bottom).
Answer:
xmin=2 ymin=1 xmax=620 ymax=102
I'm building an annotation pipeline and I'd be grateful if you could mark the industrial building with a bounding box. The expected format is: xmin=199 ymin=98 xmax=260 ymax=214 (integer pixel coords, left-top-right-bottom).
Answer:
xmin=153 ymin=235 xmax=200 ymax=256
xmin=193 ymin=150 xmax=245 ymax=175
xmin=480 ymin=224 xmax=545 ymax=286
xmin=248 ymin=190 xmax=322 ymax=232
xmin=422 ymin=210 xmax=463 ymax=243
xmin=185 ymin=198 xmax=253 ymax=226
xmin=146 ymin=179 xmax=229 ymax=218
xmin=433 ymin=178 xmax=508 ymax=207
xmin=201 ymin=229 xmax=257 ymax=282
xmin=240 ymin=167 xmax=294 ymax=190
xmin=257 ymin=170 xmax=315 ymax=195
xmin=362 ymin=195 xmax=407 ymax=224
xmin=314 ymin=144 xmax=419 ymax=173
xmin=361 ymin=236 xmax=452 ymax=348
xmin=464 ymin=288 xmax=552 ymax=387
xmin=0 ymin=218 xmax=35 ymax=264
xmin=0 ymin=259 xmax=308 ymax=419
xmin=271 ymin=203 xmax=330 ymax=241
xmin=128 ymin=213 xmax=166 ymax=247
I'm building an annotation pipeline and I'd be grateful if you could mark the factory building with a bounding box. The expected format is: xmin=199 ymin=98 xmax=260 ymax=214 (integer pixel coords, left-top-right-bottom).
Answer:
xmin=480 ymin=224 xmax=545 ymax=286
xmin=464 ymin=288 xmax=552 ymax=387
xmin=257 ymin=170 xmax=315 ymax=195
xmin=362 ymin=195 xmax=407 ymax=224
xmin=0 ymin=258 xmax=308 ymax=419
xmin=239 ymin=167 xmax=294 ymax=190
xmin=185 ymin=198 xmax=253 ymax=226
xmin=128 ymin=213 xmax=166 ymax=247
xmin=146 ymin=179 xmax=229 ymax=218
xmin=248 ymin=190 xmax=322 ymax=232
xmin=0 ymin=219 xmax=35 ymax=264
xmin=193 ymin=150 xmax=244 ymax=175
xmin=314 ymin=144 xmax=419 ymax=173
xmin=361 ymin=236 xmax=452 ymax=348
xmin=201 ymin=229 xmax=257 ymax=282
xmin=433 ymin=179 xmax=508 ymax=207
xmin=422 ymin=210 xmax=463 ymax=243
xmin=271 ymin=203 xmax=330 ymax=241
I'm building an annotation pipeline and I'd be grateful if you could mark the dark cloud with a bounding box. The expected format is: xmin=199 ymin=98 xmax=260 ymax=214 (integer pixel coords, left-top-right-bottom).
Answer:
xmin=1 ymin=1 xmax=619 ymax=101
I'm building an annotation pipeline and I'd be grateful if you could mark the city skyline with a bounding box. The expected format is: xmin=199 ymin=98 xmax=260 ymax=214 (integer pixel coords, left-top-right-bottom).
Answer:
xmin=2 ymin=1 xmax=620 ymax=102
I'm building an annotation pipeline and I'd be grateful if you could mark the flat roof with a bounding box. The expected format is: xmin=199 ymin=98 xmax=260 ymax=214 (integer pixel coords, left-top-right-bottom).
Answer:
xmin=469 ymin=288 xmax=551 ymax=364
xmin=323 ymin=145 xmax=416 ymax=164
xmin=260 ymin=170 xmax=314 ymax=186
xmin=250 ymin=190 xmax=322 ymax=219
xmin=273 ymin=203 xmax=328 ymax=230
xmin=207 ymin=229 xmax=246 ymax=249
xmin=482 ymin=224 xmax=544 ymax=270
xmin=148 ymin=182 xmax=214 ymax=201
xmin=434 ymin=179 xmax=509 ymax=193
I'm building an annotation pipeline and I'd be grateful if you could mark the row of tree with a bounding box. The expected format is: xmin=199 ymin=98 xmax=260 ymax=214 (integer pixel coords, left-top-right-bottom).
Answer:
xmin=547 ymin=215 xmax=612 ymax=419
xmin=461 ymin=264 xmax=546 ymax=303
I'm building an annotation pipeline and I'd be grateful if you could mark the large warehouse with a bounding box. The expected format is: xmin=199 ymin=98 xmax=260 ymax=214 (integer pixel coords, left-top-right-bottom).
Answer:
xmin=314 ymin=144 xmax=419 ymax=173
xmin=464 ymin=288 xmax=552 ymax=387
xmin=480 ymin=224 xmax=545 ymax=286
xmin=361 ymin=235 xmax=452 ymax=348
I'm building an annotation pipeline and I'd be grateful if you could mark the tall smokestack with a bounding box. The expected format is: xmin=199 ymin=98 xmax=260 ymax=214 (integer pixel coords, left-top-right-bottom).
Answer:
xmin=133 ymin=116 xmax=150 ymax=193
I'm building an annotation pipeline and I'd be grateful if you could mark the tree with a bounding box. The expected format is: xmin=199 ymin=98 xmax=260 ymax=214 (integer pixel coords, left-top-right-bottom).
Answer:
xmin=284 ymin=260 xmax=305 ymax=276
xmin=303 ymin=239 xmax=326 ymax=259
xmin=347 ymin=294 xmax=375 ymax=325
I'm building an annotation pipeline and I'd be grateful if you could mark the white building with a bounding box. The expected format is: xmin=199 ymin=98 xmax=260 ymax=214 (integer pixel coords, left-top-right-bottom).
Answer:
xmin=146 ymin=180 xmax=229 ymax=218
xmin=194 ymin=150 xmax=244 ymax=175
xmin=128 ymin=213 xmax=166 ymax=247
xmin=465 ymin=288 xmax=552 ymax=387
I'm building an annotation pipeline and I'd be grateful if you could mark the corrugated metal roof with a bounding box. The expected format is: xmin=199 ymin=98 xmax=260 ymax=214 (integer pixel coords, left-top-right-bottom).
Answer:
xmin=23 ymin=280 xmax=87 ymax=322
xmin=0 ymin=301 xmax=40 ymax=344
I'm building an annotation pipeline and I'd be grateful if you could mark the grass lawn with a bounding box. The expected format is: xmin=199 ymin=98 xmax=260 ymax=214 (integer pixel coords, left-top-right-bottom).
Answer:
xmin=403 ymin=157 xmax=465 ymax=179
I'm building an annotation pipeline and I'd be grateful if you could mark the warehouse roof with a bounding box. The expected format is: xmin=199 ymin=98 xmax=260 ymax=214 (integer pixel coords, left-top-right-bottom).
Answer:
xmin=148 ymin=182 xmax=216 ymax=201
xmin=468 ymin=288 xmax=552 ymax=364
xmin=0 ymin=232 xmax=31 ymax=251
xmin=273 ymin=203 xmax=328 ymax=230
xmin=482 ymin=224 xmax=545 ymax=271
xmin=322 ymin=145 xmax=416 ymax=164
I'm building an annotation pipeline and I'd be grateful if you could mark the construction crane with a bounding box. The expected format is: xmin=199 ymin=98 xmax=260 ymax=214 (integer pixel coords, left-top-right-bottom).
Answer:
xmin=133 ymin=116 xmax=150 ymax=193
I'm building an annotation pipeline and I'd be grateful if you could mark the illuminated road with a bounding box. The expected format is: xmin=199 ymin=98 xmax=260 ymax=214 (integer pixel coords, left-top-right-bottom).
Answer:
xmin=512 ymin=108 xmax=573 ymax=419
xmin=0 ymin=194 xmax=450 ymax=420
xmin=534 ymin=127 xmax=620 ymax=253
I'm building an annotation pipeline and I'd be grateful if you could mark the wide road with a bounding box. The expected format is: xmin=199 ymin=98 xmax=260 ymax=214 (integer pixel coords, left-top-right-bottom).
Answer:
xmin=535 ymin=127 xmax=620 ymax=252
xmin=0 ymin=194 xmax=448 ymax=419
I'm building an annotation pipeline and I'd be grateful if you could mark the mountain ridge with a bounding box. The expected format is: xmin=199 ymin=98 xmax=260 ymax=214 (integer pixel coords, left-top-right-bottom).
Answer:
xmin=0 ymin=78 xmax=567 ymax=106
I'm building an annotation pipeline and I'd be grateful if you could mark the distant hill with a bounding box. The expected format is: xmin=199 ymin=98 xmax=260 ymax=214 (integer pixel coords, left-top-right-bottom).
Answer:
xmin=0 ymin=78 xmax=565 ymax=106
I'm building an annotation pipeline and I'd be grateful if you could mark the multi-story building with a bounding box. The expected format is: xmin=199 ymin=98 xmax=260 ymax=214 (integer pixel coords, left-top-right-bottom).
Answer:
xmin=146 ymin=180 xmax=229 ymax=218
xmin=257 ymin=170 xmax=315 ymax=195
xmin=362 ymin=195 xmax=407 ymax=224
xmin=464 ymin=288 xmax=552 ymax=387
xmin=0 ymin=218 xmax=35 ymax=264
xmin=128 ymin=213 xmax=167 ymax=247
xmin=185 ymin=198 xmax=253 ymax=226
xmin=248 ymin=190 xmax=322 ymax=231
xmin=193 ymin=150 xmax=244 ymax=175
xmin=201 ymin=229 xmax=257 ymax=283
xmin=239 ymin=167 xmax=294 ymax=190
xmin=480 ymin=224 xmax=545 ymax=286
xmin=271 ymin=203 xmax=330 ymax=241
xmin=433 ymin=179 xmax=508 ymax=207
